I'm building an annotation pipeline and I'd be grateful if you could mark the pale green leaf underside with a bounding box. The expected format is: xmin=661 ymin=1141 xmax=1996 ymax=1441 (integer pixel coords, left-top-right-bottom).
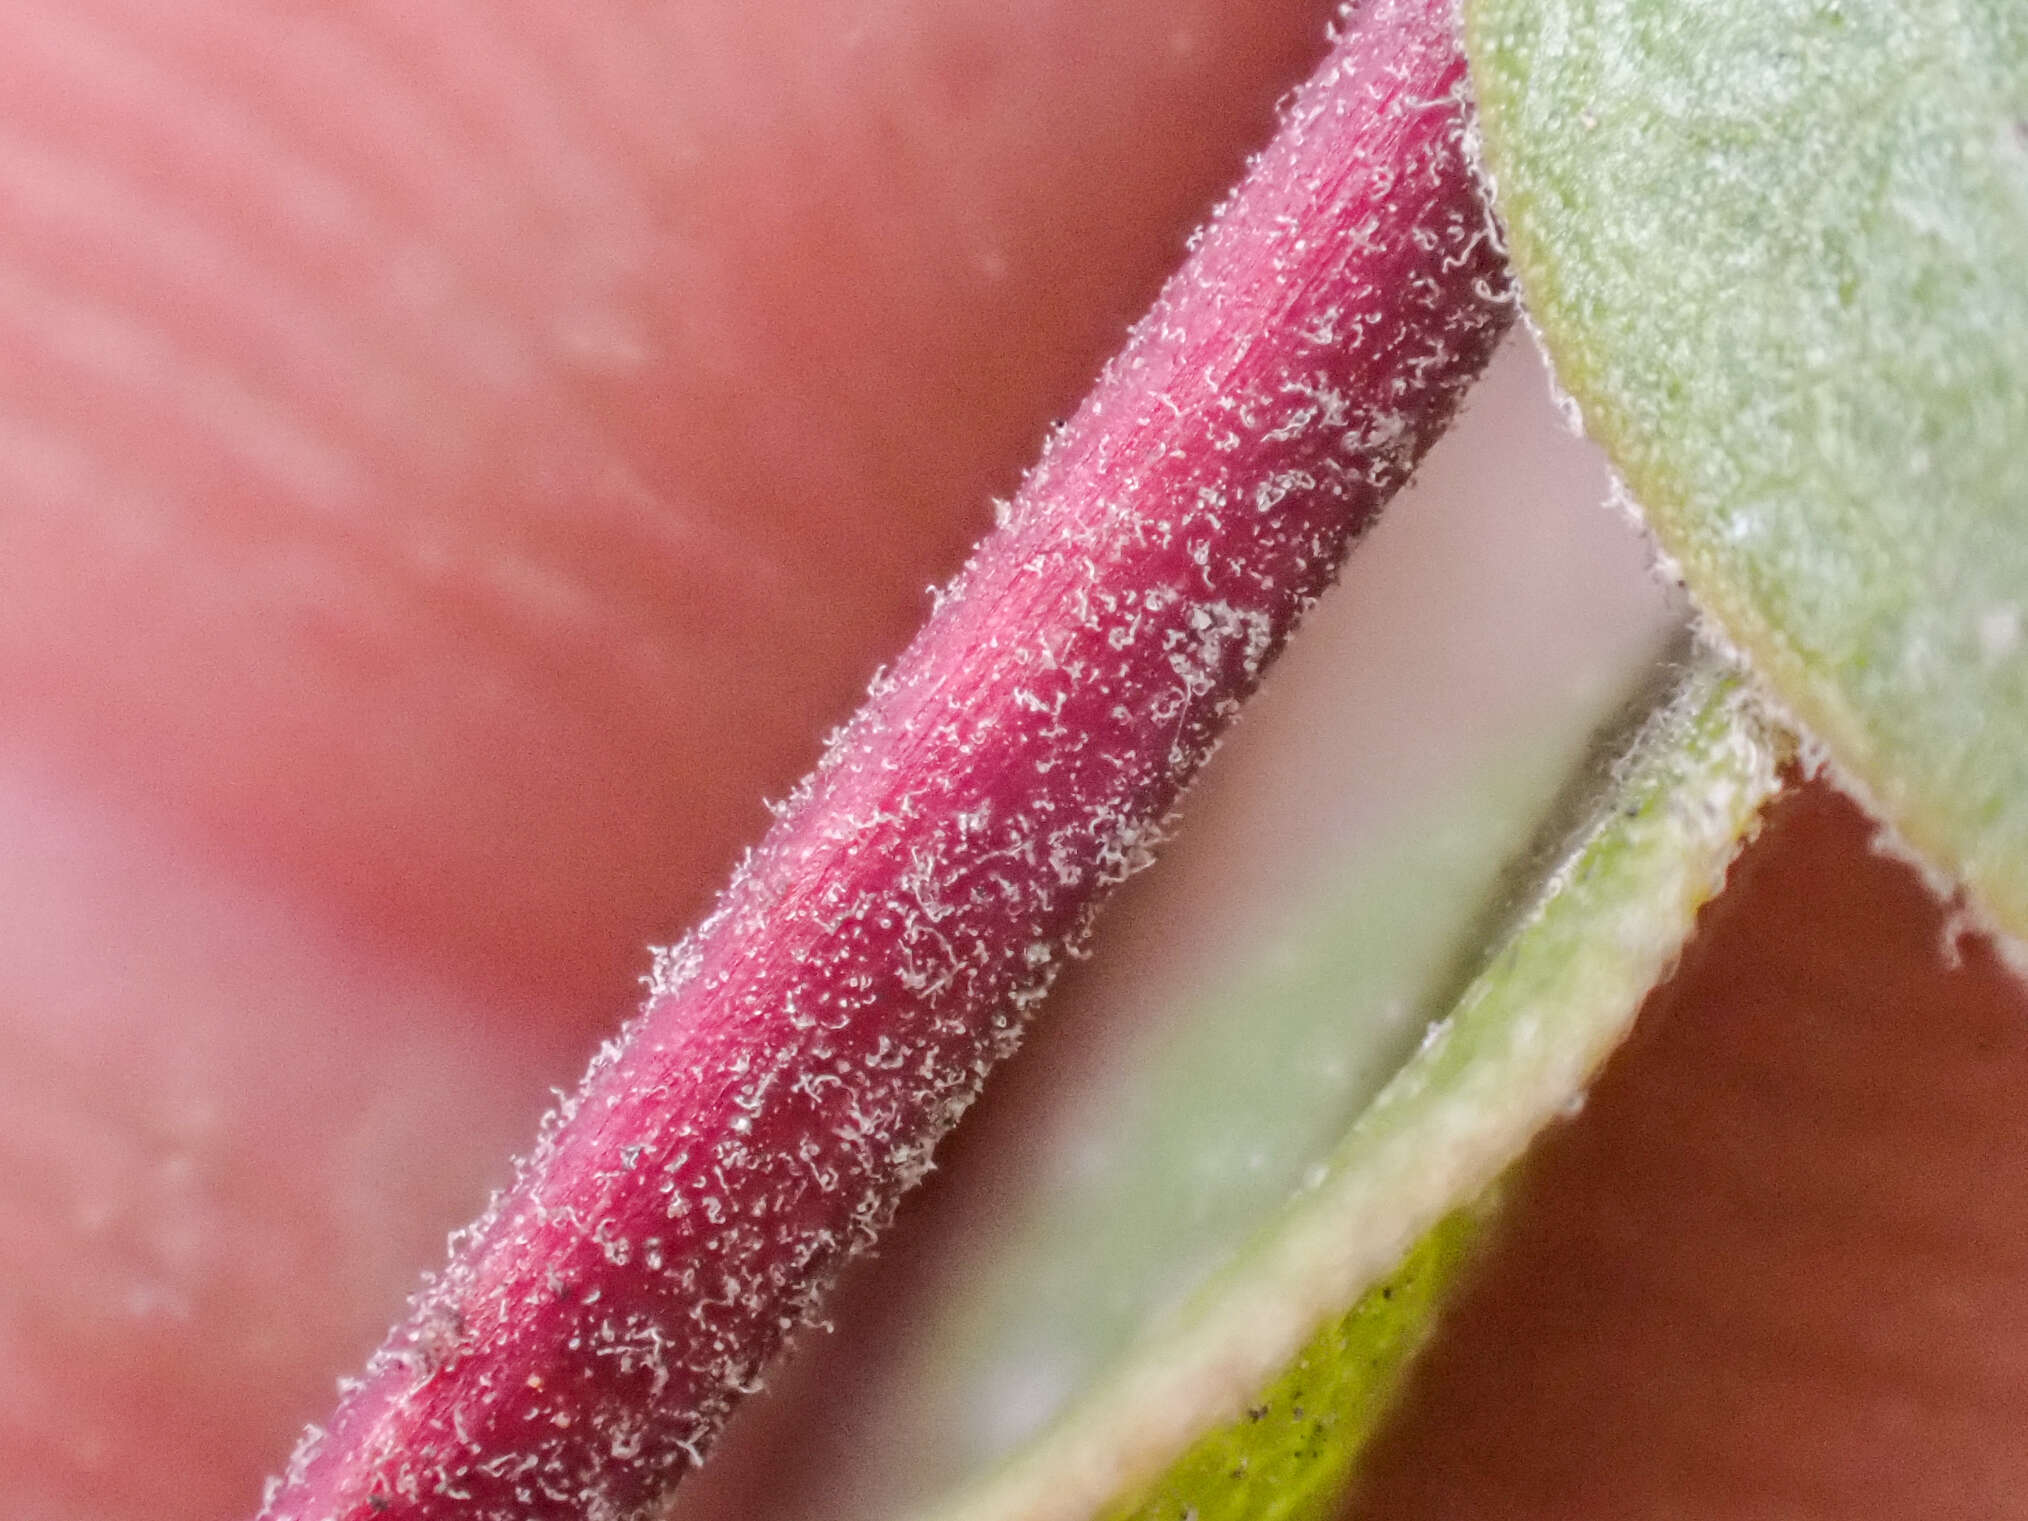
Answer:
xmin=1465 ymin=0 xmax=2028 ymax=936
xmin=912 ymin=656 xmax=1784 ymax=1521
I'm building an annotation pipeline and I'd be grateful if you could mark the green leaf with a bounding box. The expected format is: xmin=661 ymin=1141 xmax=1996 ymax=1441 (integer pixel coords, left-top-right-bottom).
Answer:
xmin=1465 ymin=0 xmax=2028 ymax=937
xmin=909 ymin=655 xmax=1784 ymax=1521
xmin=1092 ymin=1208 xmax=1482 ymax=1521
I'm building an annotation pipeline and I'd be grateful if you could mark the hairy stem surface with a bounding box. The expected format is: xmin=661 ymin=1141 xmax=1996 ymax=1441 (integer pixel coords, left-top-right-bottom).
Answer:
xmin=259 ymin=3 xmax=1511 ymax=1516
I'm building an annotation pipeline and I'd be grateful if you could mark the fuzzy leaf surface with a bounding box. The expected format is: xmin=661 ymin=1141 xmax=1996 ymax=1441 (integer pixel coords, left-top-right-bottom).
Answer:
xmin=1467 ymin=0 xmax=2028 ymax=934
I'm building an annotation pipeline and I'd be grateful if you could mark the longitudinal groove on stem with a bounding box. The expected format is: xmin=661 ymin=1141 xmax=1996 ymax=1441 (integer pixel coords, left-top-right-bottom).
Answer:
xmin=258 ymin=2 xmax=1512 ymax=1517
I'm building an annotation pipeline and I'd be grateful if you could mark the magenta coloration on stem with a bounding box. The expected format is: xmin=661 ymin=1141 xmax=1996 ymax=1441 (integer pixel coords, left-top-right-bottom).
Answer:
xmin=258 ymin=3 xmax=1511 ymax=1517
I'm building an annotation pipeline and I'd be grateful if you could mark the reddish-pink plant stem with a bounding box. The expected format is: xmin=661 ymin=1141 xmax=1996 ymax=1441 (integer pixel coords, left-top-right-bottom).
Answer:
xmin=259 ymin=3 xmax=1510 ymax=1517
